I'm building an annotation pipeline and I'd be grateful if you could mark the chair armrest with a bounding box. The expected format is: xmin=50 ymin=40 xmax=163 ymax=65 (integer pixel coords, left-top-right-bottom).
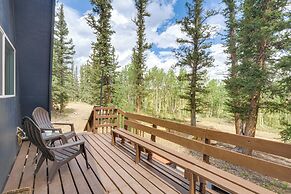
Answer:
xmin=48 ymin=140 xmax=85 ymax=150
xmin=41 ymin=128 xmax=63 ymax=133
xmin=52 ymin=122 xmax=75 ymax=132
xmin=42 ymin=133 xmax=68 ymax=143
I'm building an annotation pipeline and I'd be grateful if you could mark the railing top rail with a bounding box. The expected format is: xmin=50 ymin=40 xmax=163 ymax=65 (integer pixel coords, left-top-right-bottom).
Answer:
xmin=94 ymin=106 xmax=117 ymax=110
xmin=124 ymin=112 xmax=291 ymax=159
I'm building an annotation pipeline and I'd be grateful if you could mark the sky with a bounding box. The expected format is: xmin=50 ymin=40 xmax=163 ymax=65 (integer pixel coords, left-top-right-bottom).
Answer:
xmin=59 ymin=0 xmax=228 ymax=80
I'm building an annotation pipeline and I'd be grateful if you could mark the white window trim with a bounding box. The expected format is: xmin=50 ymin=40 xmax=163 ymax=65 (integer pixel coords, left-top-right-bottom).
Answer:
xmin=0 ymin=25 xmax=16 ymax=98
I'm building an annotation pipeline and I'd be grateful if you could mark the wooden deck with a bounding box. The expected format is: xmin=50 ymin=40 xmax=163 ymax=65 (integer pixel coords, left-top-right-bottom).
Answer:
xmin=3 ymin=133 xmax=190 ymax=194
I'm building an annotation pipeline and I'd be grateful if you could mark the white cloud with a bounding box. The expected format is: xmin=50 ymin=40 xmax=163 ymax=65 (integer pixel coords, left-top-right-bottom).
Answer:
xmin=111 ymin=0 xmax=136 ymax=67
xmin=154 ymin=24 xmax=186 ymax=49
xmin=111 ymin=0 xmax=178 ymax=68
xmin=62 ymin=4 xmax=95 ymax=69
xmin=61 ymin=0 xmax=227 ymax=80
xmin=146 ymin=1 xmax=176 ymax=29
xmin=209 ymin=44 xmax=228 ymax=80
xmin=146 ymin=51 xmax=177 ymax=70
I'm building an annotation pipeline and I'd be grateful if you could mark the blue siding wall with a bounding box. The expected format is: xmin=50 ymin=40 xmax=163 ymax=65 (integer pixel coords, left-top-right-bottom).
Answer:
xmin=15 ymin=0 xmax=54 ymax=117
xmin=0 ymin=0 xmax=54 ymax=191
xmin=0 ymin=0 xmax=20 ymax=191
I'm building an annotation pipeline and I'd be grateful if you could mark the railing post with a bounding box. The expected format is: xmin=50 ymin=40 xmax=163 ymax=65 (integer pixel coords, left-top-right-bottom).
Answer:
xmin=200 ymin=138 xmax=210 ymax=193
xmin=111 ymin=131 xmax=116 ymax=145
xmin=203 ymin=138 xmax=210 ymax=163
xmin=147 ymin=124 xmax=157 ymax=160
xmin=121 ymin=116 xmax=128 ymax=144
xmin=117 ymin=110 xmax=120 ymax=129
xmin=113 ymin=108 xmax=117 ymax=130
xmin=93 ymin=106 xmax=96 ymax=133
xmin=135 ymin=144 xmax=141 ymax=163
xmin=189 ymin=172 xmax=197 ymax=194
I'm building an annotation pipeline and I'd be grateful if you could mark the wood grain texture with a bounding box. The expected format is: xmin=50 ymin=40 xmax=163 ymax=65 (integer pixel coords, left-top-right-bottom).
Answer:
xmin=124 ymin=119 xmax=291 ymax=182
xmin=125 ymin=112 xmax=291 ymax=159
xmin=113 ymin=128 xmax=275 ymax=194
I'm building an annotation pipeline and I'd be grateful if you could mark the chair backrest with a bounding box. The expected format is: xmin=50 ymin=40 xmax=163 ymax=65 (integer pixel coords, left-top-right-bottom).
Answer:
xmin=22 ymin=117 xmax=55 ymax=161
xmin=32 ymin=107 xmax=53 ymax=129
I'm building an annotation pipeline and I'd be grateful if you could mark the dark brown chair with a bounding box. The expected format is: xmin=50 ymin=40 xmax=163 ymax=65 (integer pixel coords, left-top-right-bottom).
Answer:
xmin=22 ymin=117 xmax=89 ymax=183
xmin=32 ymin=107 xmax=76 ymax=142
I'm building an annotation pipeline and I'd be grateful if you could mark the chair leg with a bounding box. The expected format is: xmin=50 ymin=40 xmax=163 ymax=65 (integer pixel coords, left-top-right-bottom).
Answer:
xmin=48 ymin=162 xmax=59 ymax=184
xmin=82 ymin=145 xmax=90 ymax=169
xmin=34 ymin=155 xmax=45 ymax=174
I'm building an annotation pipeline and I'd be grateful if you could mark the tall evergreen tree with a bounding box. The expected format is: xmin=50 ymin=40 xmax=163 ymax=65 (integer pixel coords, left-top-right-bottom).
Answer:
xmin=69 ymin=65 xmax=79 ymax=101
xmin=52 ymin=4 xmax=75 ymax=113
xmin=225 ymin=0 xmax=289 ymax=151
xmin=80 ymin=61 xmax=94 ymax=103
xmin=86 ymin=0 xmax=117 ymax=106
xmin=175 ymin=0 xmax=216 ymax=126
xmin=222 ymin=0 xmax=241 ymax=134
xmin=132 ymin=0 xmax=151 ymax=112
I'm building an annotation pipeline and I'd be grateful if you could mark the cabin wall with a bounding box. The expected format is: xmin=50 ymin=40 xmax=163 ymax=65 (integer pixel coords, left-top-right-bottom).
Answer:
xmin=0 ymin=0 xmax=19 ymax=191
xmin=15 ymin=0 xmax=55 ymax=118
xmin=0 ymin=0 xmax=54 ymax=191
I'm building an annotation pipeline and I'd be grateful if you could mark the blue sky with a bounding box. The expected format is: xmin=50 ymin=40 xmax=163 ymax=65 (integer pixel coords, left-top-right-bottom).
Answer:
xmin=59 ymin=0 xmax=227 ymax=80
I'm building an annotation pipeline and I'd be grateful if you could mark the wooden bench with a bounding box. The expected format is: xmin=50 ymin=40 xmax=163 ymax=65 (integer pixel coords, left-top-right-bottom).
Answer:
xmin=112 ymin=128 xmax=274 ymax=194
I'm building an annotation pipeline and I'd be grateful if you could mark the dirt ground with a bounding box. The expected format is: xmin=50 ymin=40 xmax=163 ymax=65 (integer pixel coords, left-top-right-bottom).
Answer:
xmin=52 ymin=101 xmax=281 ymax=141
xmin=51 ymin=102 xmax=92 ymax=133
xmin=52 ymin=101 xmax=290 ymax=193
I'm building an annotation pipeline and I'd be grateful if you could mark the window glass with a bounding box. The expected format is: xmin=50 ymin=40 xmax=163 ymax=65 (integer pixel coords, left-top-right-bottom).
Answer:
xmin=5 ymin=39 xmax=14 ymax=95
xmin=0 ymin=31 xmax=3 ymax=95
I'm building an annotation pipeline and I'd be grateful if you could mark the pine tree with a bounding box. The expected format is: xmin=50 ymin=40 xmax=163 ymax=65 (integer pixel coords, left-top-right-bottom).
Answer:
xmin=225 ymin=0 xmax=289 ymax=151
xmin=175 ymin=0 xmax=216 ymax=126
xmin=70 ymin=65 xmax=79 ymax=101
xmin=52 ymin=4 xmax=75 ymax=113
xmin=113 ymin=65 xmax=136 ymax=111
xmin=132 ymin=0 xmax=151 ymax=112
xmin=271 ymin=4 xmax=291 ymax=142
xmin=80 ymin=62 xmax=94 ymax=103
xmin=86 ymin=0 xmax=117 ymax=106
xmin=222 ymin=0 xmax=242 ymax=134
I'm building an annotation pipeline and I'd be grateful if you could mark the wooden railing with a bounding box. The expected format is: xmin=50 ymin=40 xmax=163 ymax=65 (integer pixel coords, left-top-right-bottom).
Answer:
xmin=84 ymin=106 xmax=118 ymax=133
xmin=84 ymin=106 xmax=291 ymax=184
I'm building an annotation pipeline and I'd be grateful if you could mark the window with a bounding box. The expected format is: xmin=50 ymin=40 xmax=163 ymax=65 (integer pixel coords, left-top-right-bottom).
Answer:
xmin=5 ymin=39 xmax=15 ymax=95
xmin=0 ymin=30 xmax=3 ymax=96
xmin=0 ymin=26 xmax=15 ymax=97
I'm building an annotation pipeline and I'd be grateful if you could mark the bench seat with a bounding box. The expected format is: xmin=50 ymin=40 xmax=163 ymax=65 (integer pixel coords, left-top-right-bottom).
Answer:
xmin=112 ymin=128 xmax=274 ymax=194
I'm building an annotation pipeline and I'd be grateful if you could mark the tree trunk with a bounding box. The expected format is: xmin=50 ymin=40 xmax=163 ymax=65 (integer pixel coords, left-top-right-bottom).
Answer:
xmin=136 ymin=95 xmax=141 ymax=112
xmin=242 ymin=35 xmax=267 ymax=154
xmin=190 ymin=67 xmax=197 ymax=127
xmin=191 ymin=108 xmax=196 ymax=127
xmin=235 ymin=113 xmax=242 ymax=134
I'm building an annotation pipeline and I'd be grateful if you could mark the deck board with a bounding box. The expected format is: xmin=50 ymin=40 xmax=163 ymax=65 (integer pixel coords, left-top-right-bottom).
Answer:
xmin=97 ymin=134 xmax=181 ymax=194
xmin=48 ymin=168 xmax=63 ymax=194
xmin=101 ymin=134 xmax=189 ymax=194
xmin=67 ymin=156 xmax=92 ymax=193
xmin=4 ymin=133 xmax=188 ymax=194
xmin=91 ymin=134 xmax=164 ymax=194
xmin=3 ymin=141 xmax=30 ymax=192
xmin=80 ymin=135 xmax=136 ymax=194
xmin=34 ymin=159 xmax=48 ymax=194
xmin=19 ymin=144 xmax=37 ymax=189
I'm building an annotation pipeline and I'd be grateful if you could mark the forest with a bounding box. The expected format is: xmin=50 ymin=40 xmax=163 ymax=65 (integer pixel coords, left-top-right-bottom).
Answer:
xmin=52 ymin=0 xmax=291 ymax=143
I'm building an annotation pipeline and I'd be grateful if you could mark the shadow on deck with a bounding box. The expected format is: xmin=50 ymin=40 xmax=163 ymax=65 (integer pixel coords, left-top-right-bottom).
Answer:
xmin=3 ymin=133 xmax=188 ymax=194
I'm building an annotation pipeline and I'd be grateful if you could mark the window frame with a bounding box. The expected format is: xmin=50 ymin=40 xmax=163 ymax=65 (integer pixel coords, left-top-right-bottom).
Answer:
xmin=0 ymin=25 xmax=16 ymax=98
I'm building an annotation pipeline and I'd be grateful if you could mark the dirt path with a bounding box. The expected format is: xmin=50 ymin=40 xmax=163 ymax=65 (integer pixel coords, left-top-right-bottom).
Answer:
xmin=52 ymin=102 xmax=92 ymax=133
